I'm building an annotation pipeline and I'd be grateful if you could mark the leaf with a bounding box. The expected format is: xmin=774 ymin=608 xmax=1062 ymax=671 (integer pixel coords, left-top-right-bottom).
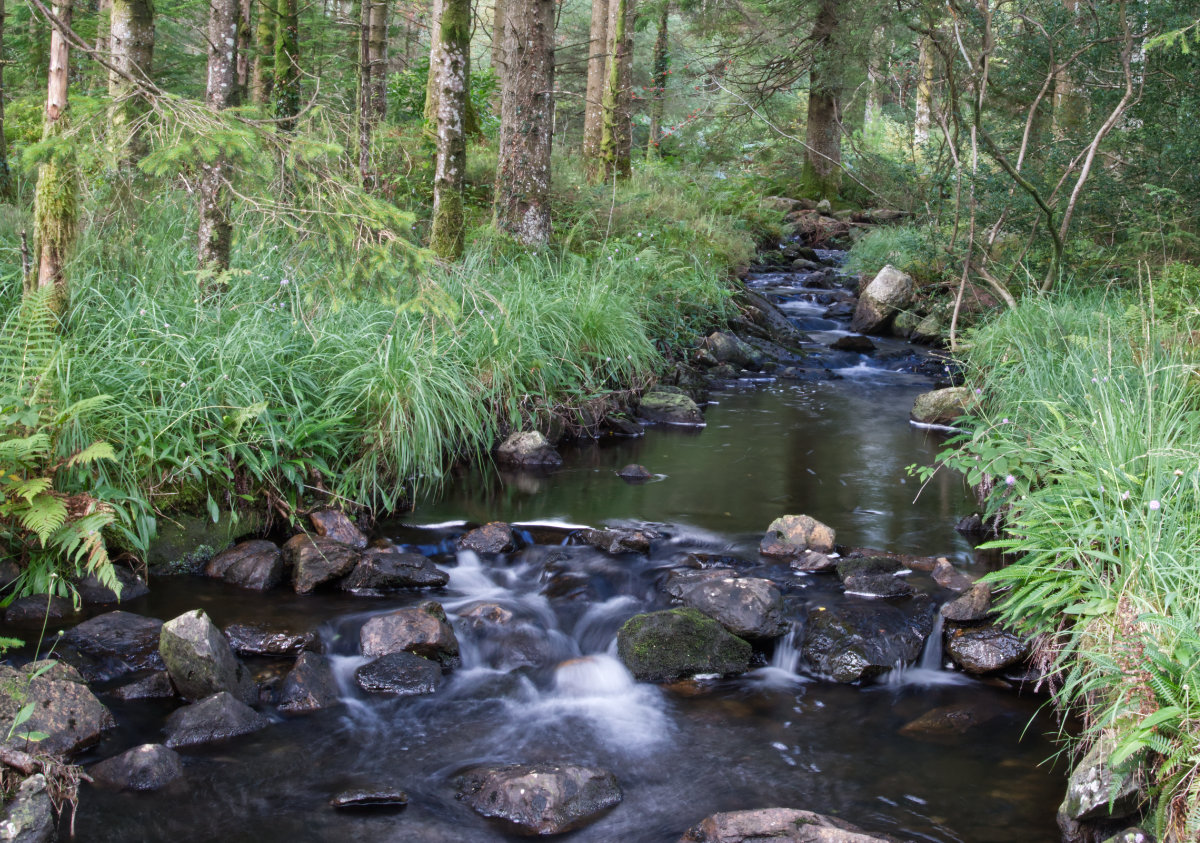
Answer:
xmin=67 ymin=441 xmax=117 ymax=468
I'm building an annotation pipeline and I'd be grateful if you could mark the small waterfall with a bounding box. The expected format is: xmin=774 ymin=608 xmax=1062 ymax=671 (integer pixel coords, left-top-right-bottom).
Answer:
xmin=770 ymin=625 xmax=802 ymax=674
xmin=887 ymin=610 xmax=968 ymax=687
xmin=918 ymin=612 xmax=946 ymax=671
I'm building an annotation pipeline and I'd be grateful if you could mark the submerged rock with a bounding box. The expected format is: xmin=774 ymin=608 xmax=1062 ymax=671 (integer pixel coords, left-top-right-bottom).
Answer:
xmin=89 ymin=744 xmax=184 ymax=792
xmin=637 ymin=389 xmax=705 ymax=426
xmin=802 ymin=597 xmax=935 ymax=683
xmin=841 ymin=573 xmax=914 ymax=599
xmin=163 ymin=691 xmax=271 ymax=748
xmin=616 ymin=464 xmax=654 ymax=482
xmin=899 ymin=704 xmax=987 ymax=738
xmin=680 ymin=807 xmax=891 ymax=842
xmin=760 ymin=515 xmax=836 ymax=558
xmin=944 ymin=624 xmax=1030 ymax=674
xmin=59 ymin=610 xmax=166 ymax=682
xmin=1 ymin=774 xmax=57 ymax=843
xmin=224 ymin=623 xmax=319 ymax=657
xmin=496 ymin=431 xmax=563 ymax=467
xmin=73 ymin=566 xmax=150 ymax=605
xmin=330 ymin=788 xmax=409 ymax=810
xmin=458 ymin=602 xmax=515 ymax=628
xmin=309 ymin=509 xmax=368 ymax=549
xmin=340 ymin=547 xmax=448 ymax=592
xmin=278 ymin=652 xmax=340 ymax=712
xmin=679 ymin=577 xmax=787 ymax=640
xmin=458 ymin=522 xmax=516 ymax=554
xmin=911 ymin=387 xmax=973 ymax=426
xmin=359 ymin=601 xmax=460 ymax=664
xmin=850 ymin=265 xmax=914 ymax=334
xmin=579 ymin=527 xmax=656 ymax=555
xmin=355 ymin=652 xmax=443 ymax=696
xmin=283 ymin=534 xmax=361 ymax=594
xmin=203 ymin=540 xmax=284 ymax=592
xmin=159 ymin=609 xmax=257 ymax=704
xmin=457 ymin=763 xmax=622 ymax=836
xmin=3 ymin=595 xmax=78 ymax=627
xmin=931 ymin=559 xmax=974 ymax=592
xmin=0 ymin=661 xmax=114 ymax=756
xmin=616 ymin=608 xmax=753 ymax=682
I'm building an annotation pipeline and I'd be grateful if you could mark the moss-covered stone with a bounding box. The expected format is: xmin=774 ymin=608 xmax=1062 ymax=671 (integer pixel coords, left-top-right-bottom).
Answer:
xmin=615 ymin=608 xmax=752 ymax=681
xmin=636 ymin=390 xmax=705 ymax=426
xmin=910 ymin=387 xmax=973 ymax=426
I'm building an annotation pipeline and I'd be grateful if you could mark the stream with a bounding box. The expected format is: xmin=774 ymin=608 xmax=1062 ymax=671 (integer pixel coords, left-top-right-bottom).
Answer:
xmin=62 ymin=256 xmax=1064 ymax=841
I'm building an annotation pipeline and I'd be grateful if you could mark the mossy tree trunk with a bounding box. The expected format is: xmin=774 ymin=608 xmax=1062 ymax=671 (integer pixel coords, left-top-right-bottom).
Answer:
xmin=863 ymin=24 xmax=884 ymax=129
xmin=32 ymin=0 xmax=78 ymax=319
xmin=197 ymin=0 xmax=238 ymax=279
xmin=358 ymin=0 xmax=389 ymax=187
xmin=425 ymin=0 xmax=478 ymax=137
xmin=107 ymin=0 xmax=155 ymax=169
xmin=799 ymin=0 xmax=841 ymax=200
xmin=0 ymin=1 xmax=12 ymax=202
xmin=251 ymin=0 xmax=275 ymax=106
xmin=95 ymin=0 xmax=113 ymax=90
xmin=234 ymin=0 xmax=252 ymax=103
xmin=429 ymin=0 xmax=468 ymax=259
xmin=367 ymin=0 xmax=388 ymax=120
xmin=913 ymin=31 xmax=934 ymax=147
xmin=274 ymin=0 xmax=299 ymax=130
xmin=493 ymin=0 xmax=554 ymax=245
xmin=581 ymin=0 xmax=608 ymax=180
xmin=646 ymin=2 xmax=668 ymax=159
xmin=597 ymin=0 xmax=635 ymax=183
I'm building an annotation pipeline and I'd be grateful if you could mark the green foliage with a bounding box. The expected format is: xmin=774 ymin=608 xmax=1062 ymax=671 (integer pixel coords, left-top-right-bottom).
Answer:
xmin=844 ymin=224 xmax=937 ymax=280
xmin=387 ymin=60 xmax=499 ymax=133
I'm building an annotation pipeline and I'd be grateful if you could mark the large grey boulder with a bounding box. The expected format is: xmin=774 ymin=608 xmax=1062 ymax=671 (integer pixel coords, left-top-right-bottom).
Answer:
xmin=616 ymin=608 xmax=752 ymax=682
xmin=0 ymin=661 xmax=114 ymax=757
xmin=159 ymin=610 xmax=257 ymax=704
xmin=802 ymin=598 xmax=936 ymax=683
xmin=457 ymin=522 xmax=516 ymax=554
xmin=359 ymin=601 xmax=459 ymax=664
xmin=637 ymin=389 xmax=705 ymax=426
xmin=850 ymin=265 xmax=915 ymax=334
xmin=0 ymin=774 xmax=57 ymax=843
xmin=340 ymin=548 xmax=448 ymax=592
xmin=283 ymin=533 xmax=361 ymax=594
xmin=89 ymin=744 xmax=184 ymax=792
xmin=203 ymin=540 xmax=284 ymax=592
xmin=944 ymin=624 xmax=1030 ymax=674
xmin=760 ymin=515 xmax=836 ymax=558
xmin=681 ymin=808 xmax=892 ymax=842
xmin=679 ymin=577 xmax=787 ymax=640
xmin=1059 ymin=736 xmax=1143 ymax=825
xmin=703 ymin=331 xmax=763 ymax=370
xmin=495 ymin=430 xmax=563 ymax=467
xmin=911 ymin=387 xmax=973 ymax=426
xmin=278 ymin=652 xmax=340 ymax=713
xmin=163 ymin=692 xmax=271 ymax=748
xmin=59 ymin=611 xmax=165 ymax=682
xmin=309 ymin=509 xmax=368 ymax=548
xmin=457 ymin=763 xmax=622 ymax=836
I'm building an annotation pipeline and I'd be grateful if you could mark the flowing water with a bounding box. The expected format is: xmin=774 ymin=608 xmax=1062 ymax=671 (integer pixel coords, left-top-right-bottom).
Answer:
xmin=60 ymin=259 xmax=1064 ymax=841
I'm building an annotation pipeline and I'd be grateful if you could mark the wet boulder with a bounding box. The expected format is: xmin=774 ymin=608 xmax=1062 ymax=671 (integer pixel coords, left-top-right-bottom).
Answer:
xmin=616 ymin=464 xmax=654 ymax=482
xmin=835 ymin=556 xmax=906 ymax=581
xmin=203 ymin=540 xmax=284 ymax=592
xmin=163 ymin=691 xmax=271 ymax=748
xmin=602 ymin=414 xmax=644 ymax=437
xmin=662 ymin=568 xmax=740 ymax=600
xmin=0 ymin=661 xmax=115 ymax=756
xmin=802 ymin=597 xmax=935 ymax=683
xmin=945 ymin=624 xmax=1030 ymax=674
xmin=330 ymin=788 xmax=409 ymax=810
xmin=58 ymin=610 xmax=165 ymax=682
xmin=309 ymin=509 xmax=368 ymax=549
xmin=73 ymin=566 xmax=150 ymax=605
xmin=911 ymin=312 xmax=946 ymax=346
xmin=637 ymin=389 xmax=705 ymax=426
xmin=283 ymin=534 xmax=361 ymax=594
xmin=899 ymin=704 xmax=987 ymax=739
xmin=224 ymin=623 xmax=319 ymax=657
xmin=359 ymin=601 xmax=460 ymax=664
xmin=681 ymin=808 xmax=892 ymax=842
xmin=340 ymin=547 xmax=448 ymax=592
xmin=1 ymin=774 xmax=56 ymax=843
xmin=760 ymin=515 xmax=836 ymax=558
xmin=89 ymin=744 xmax=184 ymax=792
xmin=679 ymin=577 xmax=787 ymax=640
xmin=458 ymin=522 xmax=516 ymax=554
xmin=3 ymin=595 xmax=78 ymax=628
xmin=790 ymin=550 xmax=838 ymax=573
xmin=910 ymin=387 xmax=973 ymax=426
xmin=458 ymin=602 xmax=515 ymax=628
xmin=495 ymin=431 xmax=563 ymax=468
xmin=355 ymin=652 xmax=443 ymax=696
xmin=278 ymin=652 xmax=340 ymax=712
xmin=159 ymin=609 xmax=257 ymax=704
xmin=616 ymin=608 xmax=753 ymax=682
xmin=841 ymin=573 xmax=914 ymax=599
xmin=109 ymin=671 xmax=176 ymax=701
xmin=457 ymin=763 xmax=622 ymax=836
xmin=940 ymin=583 xmax=995 ymax=623
xmin=704 ymin=331 xmax=763 ymax=370
xmin=850 ymin=265 xmax=915 ymax=334
xmin=1059 ymin=736 xmax=1143 ymax=825
xmin=579 ymin=527 xmax=656 ymax=555
xmin=931 ymin=559 xmax=974 ymax=592
xmin=830 ymin=335 xmax=876 ymax=354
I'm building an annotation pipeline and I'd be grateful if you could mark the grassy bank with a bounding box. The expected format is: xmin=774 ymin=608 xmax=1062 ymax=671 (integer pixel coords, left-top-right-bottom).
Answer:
xmin=0 ymin=160 xmax=775 ymax=597
xmin=936 ymin=283 xmax=1200 ymax=838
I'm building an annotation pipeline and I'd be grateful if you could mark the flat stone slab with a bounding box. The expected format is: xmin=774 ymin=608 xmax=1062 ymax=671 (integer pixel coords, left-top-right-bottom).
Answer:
xmin=59 ymin=610 xmax=165 ymax=682
xmin=457 ymin=763 xmax=622 ymax=836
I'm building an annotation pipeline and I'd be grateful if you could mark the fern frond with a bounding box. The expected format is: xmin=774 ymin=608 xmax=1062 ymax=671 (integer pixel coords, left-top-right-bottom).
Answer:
xmin=66 ymin=441 xmax=116 ymax=468
xmin=20 ymin=493 xmax=68 ymax=544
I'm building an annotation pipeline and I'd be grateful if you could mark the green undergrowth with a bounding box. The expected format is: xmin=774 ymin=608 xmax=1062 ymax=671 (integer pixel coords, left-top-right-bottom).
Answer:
xmin=929 ymin=285 xmax=1200 ymax=839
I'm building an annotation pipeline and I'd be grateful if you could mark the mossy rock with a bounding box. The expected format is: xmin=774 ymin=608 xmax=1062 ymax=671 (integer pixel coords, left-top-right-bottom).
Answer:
xmin=910 ymin=387 xmax=973 ymax=426
xmin=615 ymin=608 xmax=752 ymax=681
xmin=637 ymin=390 xmax=705 ymax=426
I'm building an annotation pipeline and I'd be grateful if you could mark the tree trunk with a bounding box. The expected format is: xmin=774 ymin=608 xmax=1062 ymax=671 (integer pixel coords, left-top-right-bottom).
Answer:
xmin=198 ymin=0 xmax=238 ymax=278
xmin=491 ymin=0 xmax=505 ymax=81
xmin=913 ymin=31 xmax=933 ymax=147
xmin=251 ymin=0 xmax=275 ymax=105
xmin=234 ymin=0 xmax=252 ymax=103
xmin=0 ymin=1 xmax=12 ymax=202
xmin=429 ymin=0 xmax=468 ymax=258
xmin=107 ymin=0 xmax=155 ymax=168
xmin=800 ymin=0 xmax=841 ymax=199
xmin=274 ymin=0 xmax=299 ymax=130
xmin=32 ymin=0 xmax=77 ymax=319
xmin=646 ymin=2 xmax=668 ymax=159
xmin=367 ymin=0 xmax=388 ymax=120
xmin=598 ymin=0 xmax=635 ymax=182
xmin=425 ymin=0 xmax=477 ymax=137
xmin=493 ymin=0 xmax=554 ymax=245
xmin=357 ymin=0 xmax=375 ymax=186
xmin=95 ymin=0 xmax=113 ymax=91
xmin=863 ymin=24 xmax=884 ymax=129
xmin=581 ymin=0 xmax=608 ymax=177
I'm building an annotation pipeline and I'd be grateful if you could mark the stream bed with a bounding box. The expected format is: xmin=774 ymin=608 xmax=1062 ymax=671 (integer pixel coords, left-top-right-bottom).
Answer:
xmin=57 ymin=260 xmax=1065 ymax=842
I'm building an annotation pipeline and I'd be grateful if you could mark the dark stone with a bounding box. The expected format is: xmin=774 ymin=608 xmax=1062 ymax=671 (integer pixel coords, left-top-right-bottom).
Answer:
xmin=224 ymin=623 xmax=319 ymax=657
xmin=59 ymin=610 xmax=165 ymax=682
xmin=602 ymin=414 xmax=644 ymax=437
xmin=4 ymin=595 xmax=78 ymax=627
xmin=790 ymin=550 xmax=838 ymax=573
xmin=802 ymin=597 xmax=936 ymax=683
xmin=578 ymin=527 xmax=656 ymax=555
xmin=823 ymin=301 xmax=856 ymax=320
xmin=278 ymin=652 xmax=340 ymax=712
xmin=359 ymin=601 xmax=459 ymax=663
xmin=683 ymin=553 xmax=753 ymax=570
xmin=89 ymin=744 xmax=184 ymax=792
xmin=73 ymin=566 xmax=150 ymax=605
xmin=109 ymin=671 xmax=176 ymax=701
xmin=955 ymin=514 xmax=987 ymax=535
xmin=330 ymin=788 xmax=409 ymax=810
xmin=841 ymin=573 xmax=915 ymax=599
xmin=163 ymin=691 xmax=272 ymax=748
xmin=457 ymin=763 xmax=622 ymax=836
xmin=637 ymin=390 xmax=705 ymax=426
xmin=355 ymin=652 xmax=443 ymax=696
xmin=899 ymin=705 xmax=986 ymax=738
xmin=309 ymin=509 xmax=368 ymax=549
xmin=495 ymin=431 xmax=563 ymax=467
xmin=704 ymin=332 xmax=764 ymax=370
xmin=457 ymin=522 xmax=516 ymax=554
xmin=283 ymin=534 xmax=361 ymax=594
xmin=940 ymin=583 xmax=994 ymax=623
xmin=1 ymin=774 xmax=56 ymax=843
xmin=616 ymin=464 xmax=654 ymax=482
xmin=203 ymin=540 xmax=284 ymax=592
xmin=834 ymin=556 xmax=905 ymax=581
xmin=340 ymin=548 xmax=448 ymax=592
xmin=159 ymin=609 xmax=257 ymax=704
xmin=945 ymin=624 xmax=1031 ymax=674
xmin=830 ymin=335 xmax=876 ymax=353
xmin=681 ymin=808 xmax=891 ymax=842
xmin=616 ymin=608 xmax=753 ymax=682
xmin=679 ymin=577 xmax=787 ymax=640
xmin=662 ymin=568 xmax=740 ymax=600
xmin=0 ymin=661 xmax=114 ymax=756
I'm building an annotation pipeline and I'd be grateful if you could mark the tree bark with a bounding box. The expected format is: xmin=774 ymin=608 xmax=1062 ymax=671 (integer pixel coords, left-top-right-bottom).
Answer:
xmin=800 ymin=0 xmax=841 ymax=199
xmin=581 ymin=0 xmax=608 ymax=177
xmin=251 ymin=0 xmax=275 ymax=105
xmin=95 ymin=0 xmax=113 ymax=90
xmin=913 ymin=31 xmax=933 ymax=147
xmin=429 ymin=0 xmax=468 ymax=258
xmin=646 ymin=2 xmax=667 ymax=159
xmin=491 ymin=0 xmax=505 ymax=82
xmin=197 ymin=0 xmax=238 ymax=278
xmin=234 ymin=0 xmax=252 ymax=103
xmin=274 ymin=0 xmax=299 ymax=130
xmin=32 ymin=0 xmax=77 ymax=319
xmin=0 ymin=1 xmax=12 ymax=202
xmin=493 ymin=0 xmax=554 ymax=245
xmin=863 ymin=24 xmax=884 ymax=129
xmin=107 ymin=0 xmax=155 ymax=168
xmin=367 ymin=0 xmax=388 ymax=120
xmin=598 ymin=0 xmax=635 ymax=182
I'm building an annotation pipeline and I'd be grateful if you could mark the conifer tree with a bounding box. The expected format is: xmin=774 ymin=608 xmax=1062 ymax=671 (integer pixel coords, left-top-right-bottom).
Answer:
xmin=197 ymin=0 xmax=238 ymax=278
xmin=429 ymin=0 xmax=469 ymax=258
